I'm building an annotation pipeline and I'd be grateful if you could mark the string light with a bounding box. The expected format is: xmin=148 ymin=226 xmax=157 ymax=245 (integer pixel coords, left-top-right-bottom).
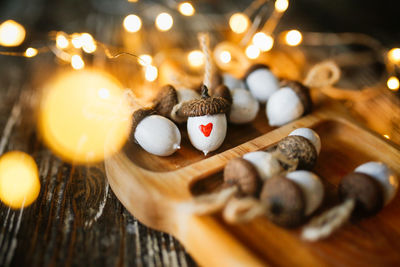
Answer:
xmin=123 ymin=14 xmax=142 ymax=33
xmin=229 ymin=13 xmax=250 ymax=34
xmin=178 ymin=2 xmax=195 ymax=16
xmin=71 ymin=33 xmax=83 ymax=48
xmin=145 ymin=65 xmax=158 ymax=81
xmin=155 ymin=13 xmax=173 ymax=32
xmin=245 ymin=44 xmax=260 ymax=59
xmin=387 ymin=76 xmax=399 ymax=91
xmin=81 ymin=33 xmax=97 ymax=53
xmin=252 ymin=32 xmax=274 ymax=52
xmin=25 ymin=47 xmax=38 ymax=58
xmin=220 ymin=50 xmax=231 ymax=64
xmin=71 ymin=55 xmax=85 ymax=70
xmin=275 ymin=0 xmax=289 ymax=12
xmin=285 ymin=30 xmax=302 ymax=46
xmin=56 ymin=33 xmax=69 ymax=49
xmin=0 ymin=20 xmax=26 ymax=47
xmin=388 ymin=48 xmax=400 ymax=63
xmin=384 ymin=134 xmax=390 ymax=139
xmin=138 ymin=54 xmax=152 ymax=66
xmin=187 ymin=50 xmax=204 ymax=67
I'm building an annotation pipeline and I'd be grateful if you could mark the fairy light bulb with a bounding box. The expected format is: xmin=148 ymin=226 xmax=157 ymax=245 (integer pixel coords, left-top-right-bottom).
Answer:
xmin=187 ymin=50 xmax=204 ymax=68
xmin=229 ymin=13 xmax=249 ymax=34
xmin=71 ymin=33 xmax=83 ymax=48
xmin=245 ymin=44 xmax=260 ymax=59
xmin=178 ymin=2 xmax=195 ymax=16
xmin=145 ymin=65 xmax=158 ymax=81
xmin=71 ymin=55 xmax=85 ymax=70
xmin=387 ymin=76 xmax=400 ymax=91
xmin=220 ymin=50 xmax=231 ymax=64
xmin=252 ymin=32 xmax=274 ymax=52
xmin=275 ymin=0 xmax=289 ymax=12
xmin=155 ymin=13 xmax=173 ymax=32
xmin=285 ymin=30 xmax=302 ymax=46
xmin=56 ymin=33 xmax=69 ymax=49
xmin=123 ymin=14 xmax=142 ymax=33
xmin=0 ymin=20 xmax=26 ymax=47
xmin=81 ymin=33 xmax=97 ymax=53
xmin=388 ymin=48 xmax=400 ymax=63
xmin=138 ymin=54 xmax=152 ymax=66
xmin=24 ymin=47 xmax=38 ymax=58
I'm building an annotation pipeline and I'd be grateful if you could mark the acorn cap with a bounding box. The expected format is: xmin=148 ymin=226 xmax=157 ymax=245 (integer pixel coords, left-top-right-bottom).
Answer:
xmin=131 ymin=108 xmax=156 ymax=132
xmin=260 ymin=175 xmax=306 ymax=227
xmin=212 ymin=84 xmax=232 ymax=104
xmin=153 ymin=84 xmax=179 ymax=117
xmin=280 ymin=79 xmax=312 ymax=114
xmin=223 ymin=158 xmax=261 ymax=196
xmin=180 ymin=85 xmax=230 ymax=117
xmin=339 ymin=172 xmax=384 ymax=217
xmin=277 ymin=135 xmax=318 ymax=170
xmin=243 ymin=63 xmax=271 ymax=81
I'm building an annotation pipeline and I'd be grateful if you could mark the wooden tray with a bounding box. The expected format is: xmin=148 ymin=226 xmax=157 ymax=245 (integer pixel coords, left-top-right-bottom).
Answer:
xmin=105 ymin=102 xmax=400 ymax=266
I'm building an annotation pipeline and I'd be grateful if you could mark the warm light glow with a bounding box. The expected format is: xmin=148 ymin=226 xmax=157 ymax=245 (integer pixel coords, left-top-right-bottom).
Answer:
xmin=275 ymin=0 xmax=289 ymax=12
xmin=229 ymin=13 xmax=250 ymax=34
xmin=38 ymin=70 xmax=132 ymax=164
xmin=25 ymin=47 xmax=38 ymax=58
xmin=56 ymin=33 xmax=69 ymax=49
xmin=145 ymin=65 xmax=158 ymax=81
xmin=138 ymin=54 xmax=152 ymax=66
xmin=71 ymin=33 xmax=83 ymax=48
xmin=388 ymin=48 xmax=400 ymax=63
xmin=0 ymin=20 xmax=26 ymax=47
xmin=155 ymin=13 xmax=173 ymax=32
xmin=187 ymin=50 xmax=204 ymax=68
xmin=71 ymin=55 xmax=85 ymax=70
xmin=384 ymin=134 xmax=390 ymax=139
xmin=285 ymin=30 xmax=302 ymax=46
xmin=0 ymin=151 xmax=40 ymax=209
xmin=387 ymin=76 xmax=400 ymax=91
xmin=252 ymin=32 xmax=274 ymax=52
xmin=81 ymin=33 xmax=97 ymax=53
xmin=179 ymin=2 xmax=195 ymax=16
xmin=245 ymin=44 xmax=260 ymax=59
xmin=123 ymin=14 xmax=142 ymax=33
xmin=220 ymin=50 xmax=232 ymax=64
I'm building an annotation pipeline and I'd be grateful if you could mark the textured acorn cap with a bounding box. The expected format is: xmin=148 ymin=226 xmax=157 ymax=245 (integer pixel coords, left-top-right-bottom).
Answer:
xmin=180 ymin=85 xmax=230 ymax=117
xmin=223 ymin=158 xmax=261 ymax=196
xmin=212 ymin=84 xmax=232 ymax=104
xmin=280 ymin=79 xmax=312 ymax=114
xmin=277 ymin=135 xmax=318 ymax=170
xmin=260 ymin=176 xmax=306 ymax=227
xmin=153 ymin=85 xmax=179 ymax=117
xmin=243 ymin=63 xmax=271 ymax=81
xmin=339 ymin=172 xmax=384 ymax=217
xmin=131 ymin=108 xmax=156 ymax=132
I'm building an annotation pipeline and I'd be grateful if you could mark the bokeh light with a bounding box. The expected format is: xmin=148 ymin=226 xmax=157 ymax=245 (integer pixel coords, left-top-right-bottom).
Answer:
xmin=71 ymin=55 xmax=85 ymax=70
xmin=38 ymin=70 xmax=132 ymax=163
xmin=81 ymin=33 xmax=97 ymax=53
xmin=123 ymin=14 xmax=142 ymax=33
xmin=145 ymin=65 xmax=158 ymax=81
xmin=245 ymin=44 xmax=260 ymax=59
xmin=25 ymin=47 xmax=38 ymax=58
xmin=387 ymin=76 xmax=400 ymax=91
xmin=56 ymin=33 xmax=69 ymax=49
xmin=0 ymin=151 xmax=40 ymax=209
xmin=220 ymin=50 xmax=231 ymax=64
xmin=138 ymin=54 xmax=152 ymax=66
xmin=187 ymin=50 xmax=204 ymax=68
xmin=275 ymin=0 xmax=289 ymax=12
xmin=252 ymin=32 xmax=274 ymax=52
xmin=229 ymin=13 xmax=249 ymax=34
xmin=0 ymin=20 xmax=26 ymax=47
xmin=155 ymin=13 xmax=173 ymax=32
xmin=388 ymin=48 xmax=400 ymax=63
xmin=179 ymin=2 xmax=195 ymax=16
xmin=71 ymin=33 xmax=83 ymax=48
xmin=285 ymin=30 xmax=302 ymax=46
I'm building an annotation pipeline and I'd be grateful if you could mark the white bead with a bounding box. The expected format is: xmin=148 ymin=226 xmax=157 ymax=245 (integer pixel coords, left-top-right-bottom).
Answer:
xmin=187 ymin=114 xmax=227 ymax=155
xmin=286 ymin=170 xmax=324 ymax=216
xmin=355 ymin=162 xmax=399 ymax=205
xmin=243 ymin=151 xmax=282 ymax=181
xmin=245 ymin=68 xmax=279 ymax=103
xmin=223 ymin=73 xmax=245 ymax=91
xmin=134 ymin=115 xmax=181 ymax=156
xmin=266 ymin=87 xmax=304 ymax=126
xmin=176 ymin=88 xmax=199 ymax=103
xmin=229 ymin=88 xmax=260 ymax=124
xmin=289 ymin=128 xmax=321 ymax=154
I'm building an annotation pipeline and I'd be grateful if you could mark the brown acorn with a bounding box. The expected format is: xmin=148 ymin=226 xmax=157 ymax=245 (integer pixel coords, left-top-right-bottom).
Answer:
xmin=276 ymin=135 xmax=317 ymax=170
xmin=223 ymin=158 xmax=261 ymax=196
xmin=211 ymin=84 xmax=232 ymax=105
xmin=153 ymin=85 xmax=178 ymax=118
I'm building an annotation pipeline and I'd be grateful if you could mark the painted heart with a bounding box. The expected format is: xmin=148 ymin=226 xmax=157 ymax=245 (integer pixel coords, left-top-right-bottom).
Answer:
xmin=199 ymin=123 xmax=213 ymax=137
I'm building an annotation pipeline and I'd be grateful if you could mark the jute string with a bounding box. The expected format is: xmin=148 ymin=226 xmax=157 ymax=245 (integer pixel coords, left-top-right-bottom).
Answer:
xmin=198 ymin=33 xmax=213 ymax=89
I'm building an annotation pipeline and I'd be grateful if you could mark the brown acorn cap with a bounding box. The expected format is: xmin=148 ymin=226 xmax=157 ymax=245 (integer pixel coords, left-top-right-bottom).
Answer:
xmin=243 ymin=64 xmax=271 ymax=81
xmin=131 ymin=108 xmax=156 ymax=132
xmin=153 ymin=84 xmax=179 ymax=117
xmin=260 ymin=175 xmax=305 ymax=227
xmin=277 ymin=135 xmax=317 ymax=170
xmin=339 ymin=172 xmax=384 ymax=217
xmin=280 ymin=79 xmax=312 ymax=115
xmin=223 ymin=158 xmax=261 ymax=196
xmin=212 ymin=84 xmax=232 ymax=104
xmin=180 ymin=85 xmax=230 ymax=117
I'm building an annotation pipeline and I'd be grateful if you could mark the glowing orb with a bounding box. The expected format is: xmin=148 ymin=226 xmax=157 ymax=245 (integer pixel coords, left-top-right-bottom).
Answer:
xmin=0 ymin=151 xmax=40 ymax=209
xmin=187 ymin=50 xmax=204 ymax=68
xmin=285 ymin=30 xmax=302 ymax=46
xmin=179 ymin=2 xmax=195 ymax=16
xmin=0 ymin=20 xmax=26 ymax=47
xmin=155 ymin=13 xmax=173 ymax=32
xmin=123 ymin=14 xmax=142 ymax=33
xmin=38 ymin=70 xmax=132 ymax=164
xmin=229 ymin=13 xmax=249 ymax=34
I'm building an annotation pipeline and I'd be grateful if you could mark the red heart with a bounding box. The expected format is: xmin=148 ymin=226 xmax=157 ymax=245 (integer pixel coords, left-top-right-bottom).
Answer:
xmin=199 ymin=123 xmax=213 ymax=137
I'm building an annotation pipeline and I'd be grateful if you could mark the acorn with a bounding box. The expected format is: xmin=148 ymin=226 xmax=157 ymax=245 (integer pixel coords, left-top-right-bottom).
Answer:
xmin=132 ymin=108 xmax=181 ymax=156
xmin=243 ymin=64 xmax=280 ymax=103
xmin=266 ymin=80 xmax=312 ymax=126
xmin=260 ymin=171 xmax=324 ymax=227
xmin=222 ymin=73 xmax=246 ymax=91
xmin=276 ymin=136 xmax=317 ymax=170
xmin=289 ymin=127 xmax=321 ymax=154
xmin=153 ymin=85 xmax=200 ymax=123
xmin=242 ymin=151 xmax=283 ymax=181
xmin=223 ymin=158 xmax=261 ymax=196
xmin=180 ymin=85 xmax=230 ymax=155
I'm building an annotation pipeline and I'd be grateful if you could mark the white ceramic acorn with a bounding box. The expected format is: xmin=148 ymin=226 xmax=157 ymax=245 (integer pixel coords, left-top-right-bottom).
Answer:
xmin=266 ymin=80 xmax=312 ymax=126
xmin=243 ymin=64 xmax=280 ymax=103
xmin=242 ymin=151 xmax=282 ymax=181
xmin=132 ymin=108 xmax=181 ymax=156
xmin=181 ymin=85 xmax=230 ymax=155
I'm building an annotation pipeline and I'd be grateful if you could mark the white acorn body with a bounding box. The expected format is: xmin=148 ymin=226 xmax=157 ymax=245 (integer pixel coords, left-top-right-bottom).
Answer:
xmin=229 ymin=88 xmax=260 ymax=124
xmin=266 ymin=87 xmax=304 ymax=126
xmin=176 ymin=88 xmax=200 ymax=102
xmin=134 ymin=115 xmax=181 ymax=156
xmin=223 ymin=73 xmax=245 ymax=91
xmin=355 ymin=162 xmax=399 ymax=205
xmin=286 ymin=170 xmax=324 ymax=216
xmin=243 ymin=151 xmax=282 ymax=181
xmin=289 ymin=128 xmax=321 ymax=154
xmin=245 ymin=68 xmax=279 ymax=103
xmin=187 ymin=113 xmax=227 ymax=155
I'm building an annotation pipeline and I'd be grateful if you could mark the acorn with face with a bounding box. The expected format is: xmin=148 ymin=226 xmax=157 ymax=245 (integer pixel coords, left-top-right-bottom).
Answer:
xmin=243 ymin=64 xmax=280 ymax=103
xmin=180 ymin=85 xmax=230 ymax=155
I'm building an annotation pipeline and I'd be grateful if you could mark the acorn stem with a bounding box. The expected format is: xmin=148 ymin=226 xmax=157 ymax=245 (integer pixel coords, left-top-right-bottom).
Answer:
xmin=200 ymin=84 xmax=211 ymax=99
